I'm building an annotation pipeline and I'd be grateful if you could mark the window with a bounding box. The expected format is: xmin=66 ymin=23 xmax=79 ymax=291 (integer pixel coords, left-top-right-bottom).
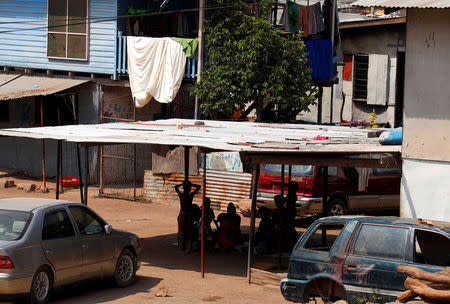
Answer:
xmin=42 ymin=210 xmax=75 ymax=240
xmin=263 ymin=164 xmax=314 ymax=177
xmin=0 ymin=102 xmax=8 ymax=122
xmin=47 ymin=0 xmax=88 ymax=60
xmin=352 ymin=54 xmax=368 ymax=101
xmin=69 ymin=206 xmax=104 ymax=235
xmin=372 ymin=168 xmax=402 ymax=177
xmin=414 ymin=230 xmax=450 ymax=266
xmin=0 ymin=210 xmax=31 ymax=241
xmin=353 ymin=225 xmax=408 ymax=260
xmin=301 ymin=223 xmax=345 ymax=252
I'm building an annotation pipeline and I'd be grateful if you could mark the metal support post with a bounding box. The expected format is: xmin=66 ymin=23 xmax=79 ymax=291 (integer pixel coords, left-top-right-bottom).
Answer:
xmin=247 ymin=164 xmax=260 ymax=284
xmin=84 ymin=146 xmax=89 ymax=205
xmin=322 ymin=166 xmax=328 ymax=216
xmin=77 ymin=144 xmax=84 ymax=204
xmin=56 ymin=140 xmax=61 ymax=200
xmin=201 ymin=153 xmax=207 ymax=278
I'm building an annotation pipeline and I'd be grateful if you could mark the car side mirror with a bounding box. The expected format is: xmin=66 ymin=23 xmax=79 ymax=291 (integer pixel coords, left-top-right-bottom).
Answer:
xmin=105 ymin=224 xmax=113 ymax=234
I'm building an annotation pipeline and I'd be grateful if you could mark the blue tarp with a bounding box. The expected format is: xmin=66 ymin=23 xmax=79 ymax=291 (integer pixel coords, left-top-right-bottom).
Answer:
xmin=305 ymin=39 xmax=334 ymax=83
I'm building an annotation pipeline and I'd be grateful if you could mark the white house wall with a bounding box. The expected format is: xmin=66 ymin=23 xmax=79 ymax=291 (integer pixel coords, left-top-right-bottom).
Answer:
xmin=402 ymin=8 xmax=450 ymax=162
xmin=400 ymin=159 xmax=450 ymax=221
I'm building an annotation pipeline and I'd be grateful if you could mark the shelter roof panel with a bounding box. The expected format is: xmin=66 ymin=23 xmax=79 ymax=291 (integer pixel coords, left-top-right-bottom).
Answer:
xmin=0 ymin=74 xmax=89 ymax=101
xmin=0 ymin=119 xmax=401 ymax=155
xmin=352 ymin=0 xmax=450 ymax=8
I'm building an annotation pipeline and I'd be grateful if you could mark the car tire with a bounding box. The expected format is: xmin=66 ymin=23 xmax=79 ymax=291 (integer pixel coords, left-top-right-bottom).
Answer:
xmin=326 ymin=198 xmax=347 ymax=216
xmin=29 ymin=266 xmax=53 ymax=304
xmin=114 ymin=249 xmax=136 ymax=287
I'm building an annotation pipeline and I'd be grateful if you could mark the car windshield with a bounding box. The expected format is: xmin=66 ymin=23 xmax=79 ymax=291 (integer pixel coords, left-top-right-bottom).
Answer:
xmin=0 ymin=210 xmax=31 ymax=241
xmin=263 ymin=164 xmax=314 ymax=177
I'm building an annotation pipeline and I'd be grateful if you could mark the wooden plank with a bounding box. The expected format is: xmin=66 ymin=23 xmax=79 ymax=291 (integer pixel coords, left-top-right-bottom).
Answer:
xmin=250 ymin=268 xmax=286 ymax=286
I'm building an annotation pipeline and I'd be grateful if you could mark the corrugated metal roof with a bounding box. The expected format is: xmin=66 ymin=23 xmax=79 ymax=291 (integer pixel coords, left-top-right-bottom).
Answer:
xmin=0 ymin=74 xmax=89 ymax=101
xmin=352 ymin=0 xmax=450 ymax=8
xmin=0 ymin=119 xmax=401 ymax=155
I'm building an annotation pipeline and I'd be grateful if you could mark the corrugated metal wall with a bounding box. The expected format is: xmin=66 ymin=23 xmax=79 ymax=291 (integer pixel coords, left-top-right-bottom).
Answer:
xmin=0 ymin=0 xmax=117 ymax=75
xmin=143 ymin=169 xmax=252 ymax=210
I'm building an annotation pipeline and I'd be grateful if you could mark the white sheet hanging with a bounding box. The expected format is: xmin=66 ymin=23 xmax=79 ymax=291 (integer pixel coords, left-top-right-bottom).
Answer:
xmin=127 ymin=37 xmax=186 ymax=107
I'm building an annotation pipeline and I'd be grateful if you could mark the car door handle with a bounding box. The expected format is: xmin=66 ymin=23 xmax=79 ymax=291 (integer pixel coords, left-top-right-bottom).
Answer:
xmin=347 ymin=265 xmax=358 ymax=272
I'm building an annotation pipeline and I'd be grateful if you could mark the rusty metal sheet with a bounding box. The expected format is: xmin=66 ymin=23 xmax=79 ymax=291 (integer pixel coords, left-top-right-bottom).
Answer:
xmin=0 ymin=74 xmax=89 ymax=101
xmin=352 ymin=0 xmax=450 ymax=8
xmin=203 ymin=169 xmax=252 ymax=210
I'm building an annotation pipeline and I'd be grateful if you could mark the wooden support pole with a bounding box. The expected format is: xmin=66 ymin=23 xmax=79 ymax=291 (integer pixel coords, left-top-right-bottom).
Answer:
xmin=317 ymin=86 xmax=323 ymax=124
xmin=247 ymin=164 xmax=260 ymax=284
xmin=56 ymin=140 xmax=61 ymax=200
xmin=84 ymin=146 xmax=89 ymax=205
xmin=201 ymin=153 xmax=207 ymax=278
xmin=288 ymin=165 xmax=292 ymax=183
xmin=194 ymin=0 xmax=205 ymax=119
xmin=184 ymin=146 xmax=190 ymax=182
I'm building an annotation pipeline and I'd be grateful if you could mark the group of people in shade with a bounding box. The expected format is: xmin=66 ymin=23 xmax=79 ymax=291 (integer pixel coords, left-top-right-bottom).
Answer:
xmin=175 ymin=180 xmax=299 ymax=255
xmin=175 ymin=180 xmax=241 ymax=253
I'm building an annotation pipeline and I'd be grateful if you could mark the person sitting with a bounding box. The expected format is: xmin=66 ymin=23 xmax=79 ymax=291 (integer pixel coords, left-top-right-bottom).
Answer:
xmin=191 ymin=204 xmax=201 ymax=252
xmin=216 ymin=202 xmax=241 ymax=249
xmin=254 ymin=207 xmax=275 ymax=255
xmin=198 ymin=197 xmax=215 ymax=250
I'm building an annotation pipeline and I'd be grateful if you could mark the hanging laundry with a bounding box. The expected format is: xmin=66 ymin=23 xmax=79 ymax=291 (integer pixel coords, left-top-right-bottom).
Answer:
xmin=171 ymin=38 xmax=198 ymax=58
xmin=305 ymin=39 xmax=334 ymax=82
xmin=299 ymin=5 xmax=308 ymax=36
xmin=286 ymin=1 xmax=300 ymax=33
xmin=127 ymin=37 xmax=186 ymax=107
xmin=343 ymin=55 xmax=353 ymax=81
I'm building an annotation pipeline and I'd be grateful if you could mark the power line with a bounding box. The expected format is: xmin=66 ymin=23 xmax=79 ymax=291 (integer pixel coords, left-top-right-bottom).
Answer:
xmin=0 ymin=4 xmax=242 ymax=34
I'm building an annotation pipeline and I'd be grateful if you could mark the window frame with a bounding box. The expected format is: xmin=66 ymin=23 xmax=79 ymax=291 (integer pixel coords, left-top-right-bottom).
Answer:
xmin=350 ymin=223 xmax=410 ymax=262
xmin=42 ymin=208 xmax=76 ymax=241
xmin=68 ymin=205 xmax=106 ymax=236
xmin=46 ymin=0 xmax=89 ymax=61
xmin=297 ymin=221 xmax=347 ymax=254
xmin=352 ymin=54 xmax=369 ymax=102
xmin=411 ymin=228 xmax=450 ymax=266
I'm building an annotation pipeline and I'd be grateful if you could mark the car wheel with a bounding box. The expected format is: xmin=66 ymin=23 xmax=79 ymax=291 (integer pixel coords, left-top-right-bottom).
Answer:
xmin=114 ymin=249 xmax=136 ymax=287
xmin=30 ymin=266 xmax=53 ymax=304
xmin=326 ymin=198 xmax=347 ymax=216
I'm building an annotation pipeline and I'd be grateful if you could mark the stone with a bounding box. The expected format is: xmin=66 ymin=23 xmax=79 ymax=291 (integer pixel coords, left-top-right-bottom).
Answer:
xmin=155 ymin=286 xmax=169 ymax=297
xmin=0 ymin=179 xmax=15 ymax=188
xmin=17 ymin=183 xmax=37 ymax=192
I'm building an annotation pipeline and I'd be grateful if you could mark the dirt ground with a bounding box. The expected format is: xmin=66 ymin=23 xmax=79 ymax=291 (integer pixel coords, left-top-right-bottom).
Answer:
xmin=0 ymin=178 xmax=295 ymax=304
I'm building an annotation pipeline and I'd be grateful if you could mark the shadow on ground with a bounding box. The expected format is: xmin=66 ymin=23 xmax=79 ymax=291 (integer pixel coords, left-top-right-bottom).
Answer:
xmin=50 ymin=275 xmax=163 ymax=304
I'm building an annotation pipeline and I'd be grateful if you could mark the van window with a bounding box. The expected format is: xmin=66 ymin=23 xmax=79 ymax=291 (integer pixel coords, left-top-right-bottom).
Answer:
xmin=373 ymin=168 xmax=402 ymax=176
xmin=353 ymin=224 xmax=408 ymax=260
xmin=263 ymin=164 xmax=314 ymax=177
xmin=414 ymin=230 xmax=450 ymax=266
xmin=301 ymin=223 xmax=345 ymax=252
xmin=316 ymin=166 xmax=338 ymax=177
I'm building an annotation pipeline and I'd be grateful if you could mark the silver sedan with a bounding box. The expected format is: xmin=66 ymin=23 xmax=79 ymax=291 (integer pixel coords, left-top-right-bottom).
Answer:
xmin=0 ymin=198 xmax=142 ymax=303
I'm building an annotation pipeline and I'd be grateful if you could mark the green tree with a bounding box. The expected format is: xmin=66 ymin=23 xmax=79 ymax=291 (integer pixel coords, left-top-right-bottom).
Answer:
xmin=194 ymin=0 xmax=317 ymax=122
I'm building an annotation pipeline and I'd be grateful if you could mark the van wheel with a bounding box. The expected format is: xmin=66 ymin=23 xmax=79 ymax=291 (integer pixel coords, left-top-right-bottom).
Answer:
xmin=326 ymin=198 xmax=347 ymax=216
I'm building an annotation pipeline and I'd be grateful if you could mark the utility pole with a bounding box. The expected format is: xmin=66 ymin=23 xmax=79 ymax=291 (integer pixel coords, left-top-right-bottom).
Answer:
xmin=194 ymin=0 xmax=205 ymax=119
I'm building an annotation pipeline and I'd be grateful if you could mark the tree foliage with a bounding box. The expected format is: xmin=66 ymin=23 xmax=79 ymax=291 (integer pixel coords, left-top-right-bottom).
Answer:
xmin=194 ymin=0 xmax=317 ymax=121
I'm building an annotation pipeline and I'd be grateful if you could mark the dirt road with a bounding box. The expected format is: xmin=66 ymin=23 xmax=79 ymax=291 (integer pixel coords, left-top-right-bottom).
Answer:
xmin=0 ymin=181 xmax=290 ymax=304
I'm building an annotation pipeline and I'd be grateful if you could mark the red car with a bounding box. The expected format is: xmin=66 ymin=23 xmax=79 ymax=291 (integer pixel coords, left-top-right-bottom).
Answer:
xmin=257 ymin=164 xmax=401 ymax=216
